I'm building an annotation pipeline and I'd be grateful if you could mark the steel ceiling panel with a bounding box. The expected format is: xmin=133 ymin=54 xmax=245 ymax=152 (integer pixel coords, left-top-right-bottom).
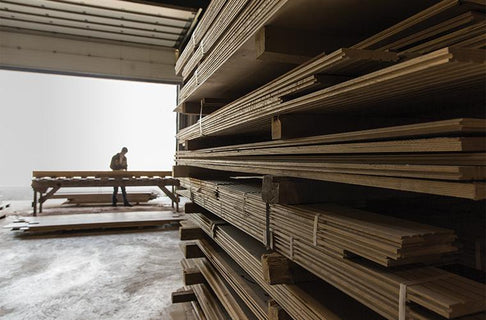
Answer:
xmin=0 ymin=0 xmax=198 ymax=48
xmin=2 ymin=2 xmax=185 ymax=34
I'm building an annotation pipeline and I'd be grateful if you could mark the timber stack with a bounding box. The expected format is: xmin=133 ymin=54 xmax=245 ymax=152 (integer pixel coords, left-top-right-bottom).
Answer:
xmin=171 ymin=1 xmax=486 ymax=319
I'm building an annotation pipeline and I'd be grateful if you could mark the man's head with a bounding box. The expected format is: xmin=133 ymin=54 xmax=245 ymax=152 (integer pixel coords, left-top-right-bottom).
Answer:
xmin=121 ymin=147 xmax=128 ymax=155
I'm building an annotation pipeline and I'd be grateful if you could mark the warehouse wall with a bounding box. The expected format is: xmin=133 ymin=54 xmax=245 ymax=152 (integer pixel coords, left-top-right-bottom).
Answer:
xmin=0 ymin=30 xmax=180 ymax=83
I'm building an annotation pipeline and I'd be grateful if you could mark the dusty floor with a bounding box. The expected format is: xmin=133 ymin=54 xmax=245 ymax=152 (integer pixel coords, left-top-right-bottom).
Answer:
xmin=0 ymin=200 xmax=193 ymax=320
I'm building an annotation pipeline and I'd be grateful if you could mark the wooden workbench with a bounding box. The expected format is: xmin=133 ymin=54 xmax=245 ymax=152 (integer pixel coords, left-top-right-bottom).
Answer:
xmin=31 ymin=171 xmax=179 ymax=215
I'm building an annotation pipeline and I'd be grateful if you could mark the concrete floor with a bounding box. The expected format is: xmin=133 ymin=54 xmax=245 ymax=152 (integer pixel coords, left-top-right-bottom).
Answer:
xmin=0 ymin=202 xmax=193 ymax=320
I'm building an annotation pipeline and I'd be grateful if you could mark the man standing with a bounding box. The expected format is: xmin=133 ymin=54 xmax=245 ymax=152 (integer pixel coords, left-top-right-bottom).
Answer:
xmin=110 ymin=147 xmax=131 ymax=206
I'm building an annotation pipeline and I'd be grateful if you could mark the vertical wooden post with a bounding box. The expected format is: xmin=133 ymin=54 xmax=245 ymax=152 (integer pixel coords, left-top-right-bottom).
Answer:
xmin=171 ymin=185 xmax=175 ymax=209
xmin=33 ymin=190 xmax=37 ymax=216
xmin=39 ymin=193 xmax=43 ymax=214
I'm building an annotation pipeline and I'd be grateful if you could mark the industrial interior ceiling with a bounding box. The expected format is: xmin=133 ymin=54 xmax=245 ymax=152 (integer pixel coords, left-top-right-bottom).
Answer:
xmin=0 ymin=0 xmax=204 ymax=82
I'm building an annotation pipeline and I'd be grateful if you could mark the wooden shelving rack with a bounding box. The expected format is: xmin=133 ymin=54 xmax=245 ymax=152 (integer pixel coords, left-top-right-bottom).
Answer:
xmin=171 ymin=1 xmax=486 ymax=319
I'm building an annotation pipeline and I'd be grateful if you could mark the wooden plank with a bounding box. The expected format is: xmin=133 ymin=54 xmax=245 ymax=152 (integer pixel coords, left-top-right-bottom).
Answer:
xmin=51 ymin=192 xmax=157 ymax=204
xmin=191 ymin=283 xmax=230 ymax=320
xmin=33 ymin=170 xmax=172 ymax=178
xmin=32 ymin=177 xmax=179 ymax=190
xmin=4 ymin=211 xmax=184 ymax=233
xmin=353 ymin=1 xmax=485 ymax=51
xmin=174 ymin=99 xmax=228 ymax=115
xmin=179 ymin=137 xmax=486 ymax=158
xmin=193 ymin=258 xmax=256 ymax=320
xmin=191 ymin=237 xmax=269 ymax=320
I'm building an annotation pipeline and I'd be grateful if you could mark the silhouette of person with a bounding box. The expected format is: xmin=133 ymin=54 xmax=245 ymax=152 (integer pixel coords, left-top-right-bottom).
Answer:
xmin=110 ymin=147 xmax=132 ymax=206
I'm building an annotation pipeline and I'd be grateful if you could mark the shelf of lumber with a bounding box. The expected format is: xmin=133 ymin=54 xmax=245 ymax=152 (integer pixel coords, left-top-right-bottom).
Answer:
xmin=178 ymin=178 xmax=458 ymax=267
xmin=188 ymin=209 xmax=485 ymax=320
xmin=175 ymin=161 xmax=486 ymax=200
xmin=175 ymin=118 xmax=486 ymax=200
xmin=177 ymin=47 xmax=486 ymax=142
xmin=187 ymin=225 xmax=386 ymax=320
xmin=176 ymin=0 xmax=458 ymax=105
xmin=173 ymin=2 xmax=486 ymax=320
xmin=179 ymin=118 xmax=486 ymax=152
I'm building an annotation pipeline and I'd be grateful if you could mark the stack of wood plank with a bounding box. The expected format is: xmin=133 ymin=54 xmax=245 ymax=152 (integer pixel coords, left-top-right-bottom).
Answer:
xmin=179 ymin=178 xmax=266 ymax=242
xmin=176 ymin=119 xmax=486 ymax=199
xmin=180 ymin=177 xmax=460 ymax=267
xmin=177 ymin=47 xmax=486 ymax=142
xmin=51 ymin=192 xmax=158 ymax=205
xmin=177 ymin=221 xmax=390 ymax=320
xmin=173 ymin=1 xmax=486 ymax=320
xmin=183 ymin=210 xmax=485 ymax=320
xmin=176 ymin=0 xmax=484 ymax=108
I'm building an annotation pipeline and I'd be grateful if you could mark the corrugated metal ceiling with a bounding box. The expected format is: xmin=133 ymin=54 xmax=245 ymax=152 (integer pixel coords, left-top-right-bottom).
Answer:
xmin=0 ymin=0 xmax=201 ymax=48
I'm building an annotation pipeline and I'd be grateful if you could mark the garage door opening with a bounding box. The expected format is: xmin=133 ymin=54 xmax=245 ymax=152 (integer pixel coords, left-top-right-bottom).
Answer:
xmin=0 ymin=69 xmax=176 ymax=200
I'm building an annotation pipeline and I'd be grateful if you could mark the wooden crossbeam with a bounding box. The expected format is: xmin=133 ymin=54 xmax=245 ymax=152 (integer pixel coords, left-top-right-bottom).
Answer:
xmin=39 ymin=186 xmax=60 ymax=204
xmin=31 ymin=178 xmax=179 ymax=190
xmin=261 ymin=252 xmax=293 ymax=285
xmin=158 ymin=185 xmax=179 ymax=204
xmin=181 ymin=260 xmax=205 ymax=286
xmin=181 ymin=242 xmax=205 ymax=259
xmin=172 ymin=289 xmax=197 ymax=304
xmin=261 ymin=175 xmax=411 ymax=205
xmin=255 ymin=26 xmax=324 ymax=65
xmin=180 ymin=220 xmax=205 ymax=241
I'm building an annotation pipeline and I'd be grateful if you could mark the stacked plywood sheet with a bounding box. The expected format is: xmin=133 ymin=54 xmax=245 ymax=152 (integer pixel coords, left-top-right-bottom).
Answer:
xmin=173 ymin=1 xmax=486 ymax=320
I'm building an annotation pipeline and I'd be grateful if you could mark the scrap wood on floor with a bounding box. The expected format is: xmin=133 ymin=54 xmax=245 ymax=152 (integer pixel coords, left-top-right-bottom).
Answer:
xmin=3 ymin=211 xmax=185 ymax=234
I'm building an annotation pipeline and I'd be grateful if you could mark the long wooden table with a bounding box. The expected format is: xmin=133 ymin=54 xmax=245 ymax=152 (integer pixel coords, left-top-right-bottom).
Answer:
xmin=31 ymin=171 xmax=179 ymax=215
